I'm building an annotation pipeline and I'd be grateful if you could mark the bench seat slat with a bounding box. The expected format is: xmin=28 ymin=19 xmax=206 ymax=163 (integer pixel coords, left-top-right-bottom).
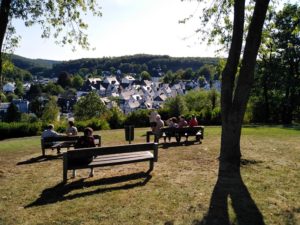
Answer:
xmin=90 ymin=153 xmax=153 ymax=166
xmin=68 ymin=152 xmax=153 ymax=169
xmin=92 ymin=151 xmax=153 ymax=160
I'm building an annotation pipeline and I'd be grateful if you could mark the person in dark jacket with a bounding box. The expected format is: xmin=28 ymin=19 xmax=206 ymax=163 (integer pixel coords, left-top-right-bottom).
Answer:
xmin=70 ymin=127 xmax=96 ymax=177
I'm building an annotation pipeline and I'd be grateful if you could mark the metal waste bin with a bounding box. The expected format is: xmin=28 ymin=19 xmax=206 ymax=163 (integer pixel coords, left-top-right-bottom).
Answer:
xmin=124 ymin=125 xmax=134 ymax=144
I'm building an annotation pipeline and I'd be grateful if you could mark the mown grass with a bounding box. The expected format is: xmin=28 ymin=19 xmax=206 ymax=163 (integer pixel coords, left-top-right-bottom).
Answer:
xmin=0 ymin=126 xmax=299 ymax=225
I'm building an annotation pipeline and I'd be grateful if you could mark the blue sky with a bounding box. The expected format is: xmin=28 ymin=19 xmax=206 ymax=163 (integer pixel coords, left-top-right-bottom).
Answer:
xmin=12 ymin=0 xmax=220 ymax=61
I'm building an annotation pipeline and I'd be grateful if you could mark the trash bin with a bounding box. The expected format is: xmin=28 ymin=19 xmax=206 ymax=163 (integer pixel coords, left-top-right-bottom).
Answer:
xmin=124 ymin=125 xmax=134 ymax=143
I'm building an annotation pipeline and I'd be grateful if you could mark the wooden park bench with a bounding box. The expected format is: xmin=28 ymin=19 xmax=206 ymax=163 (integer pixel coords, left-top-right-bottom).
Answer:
xmin=63 ymin=143 xmax=158 ymax=182
xmin=41 ymin=135 xmax=101 ymax=156
xmin=146 ymin=126 xmax=204 ymax=144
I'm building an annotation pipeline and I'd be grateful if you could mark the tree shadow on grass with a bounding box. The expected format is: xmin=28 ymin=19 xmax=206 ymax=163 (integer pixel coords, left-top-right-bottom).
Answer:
xmin=192 ymin=162 xmax=265 ymax=225
xmin=25 ymin=171 xmax=151 ymax=208
xmin=17 ymin=155 xmax=62 ymax=165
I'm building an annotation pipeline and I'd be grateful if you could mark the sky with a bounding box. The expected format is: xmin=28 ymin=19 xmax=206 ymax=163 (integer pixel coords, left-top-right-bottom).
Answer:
xmin=12 ymin=0 xmax=221 ymax=61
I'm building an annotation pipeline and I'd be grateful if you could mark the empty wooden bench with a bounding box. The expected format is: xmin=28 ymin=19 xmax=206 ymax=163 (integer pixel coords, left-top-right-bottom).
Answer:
xmin=146 ymin=126 xmax=204 ymax=144
xmin=41 ymin=135 xmax=101 ymax=156
xmin=63 ymin=143 xmax=158 ymax=182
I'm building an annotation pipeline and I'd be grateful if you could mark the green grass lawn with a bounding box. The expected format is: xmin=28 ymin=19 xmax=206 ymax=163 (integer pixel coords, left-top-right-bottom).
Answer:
xmin=0 ymin=126 xmax=299 ymax=225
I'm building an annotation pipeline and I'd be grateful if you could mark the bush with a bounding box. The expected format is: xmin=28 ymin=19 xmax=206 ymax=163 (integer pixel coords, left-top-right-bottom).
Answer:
xmin=124 ymin=109 xmax=150 ymax=128
xmin=76 ymin=118 xmax=110 ymax=132
xmin=0 ymin=122 xmax=41 ymax=140
xmin=107 ymin=107 xmax=125 ymax=129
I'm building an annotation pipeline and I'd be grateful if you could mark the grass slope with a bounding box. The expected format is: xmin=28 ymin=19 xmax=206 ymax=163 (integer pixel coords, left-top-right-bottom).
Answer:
xmin=0 ymin=126 xmax=299 ymax=225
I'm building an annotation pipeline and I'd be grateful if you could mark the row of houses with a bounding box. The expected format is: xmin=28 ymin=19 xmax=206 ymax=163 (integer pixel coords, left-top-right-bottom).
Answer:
xmin=75 ymin=75 xmax=220 ymax=114
xmin=1 ymin=74 xmax=221 ymax=117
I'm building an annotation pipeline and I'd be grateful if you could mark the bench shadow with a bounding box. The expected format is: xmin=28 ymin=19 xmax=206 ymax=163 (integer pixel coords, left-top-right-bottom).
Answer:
xmin=160 ymin=140 xmax=202 ymax=149
xmin=191 ymin=162 xmax=265 ymax=225
xmin=25 ymin=171 xmax=152 ymax=208
xmin=17 ymin=155 xmax=62 ymax=165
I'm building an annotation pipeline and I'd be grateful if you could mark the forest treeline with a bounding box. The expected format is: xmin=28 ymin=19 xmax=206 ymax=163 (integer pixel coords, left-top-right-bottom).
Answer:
xmin=8 ymin=54 xmax=220 ymax=78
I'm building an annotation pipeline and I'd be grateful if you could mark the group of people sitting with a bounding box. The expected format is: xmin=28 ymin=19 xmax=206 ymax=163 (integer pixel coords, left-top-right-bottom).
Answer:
xmin=41 ymin=121 xmax=95 ymax=154
xmin=166 ymin=115 xmax=198 ymax=128
xmin=41 ymin=122 xmax=96 ymax=177
xmin=41 ymin=121 xmax=78 ymax=139
xmin=149 ymin=111 xmax=199 ymax=142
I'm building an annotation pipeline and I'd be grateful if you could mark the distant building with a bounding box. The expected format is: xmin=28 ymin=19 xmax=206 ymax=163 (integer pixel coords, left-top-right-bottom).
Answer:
xmin=12 ymin=99 xmax=29 ymax=113
xmin=3 ymin=82 xmax=15 ymax=93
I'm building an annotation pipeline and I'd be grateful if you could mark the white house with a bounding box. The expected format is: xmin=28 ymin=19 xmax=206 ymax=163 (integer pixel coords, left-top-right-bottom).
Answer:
xmin=103 ymin=76 xmax=120 ymax=86
xmin=3 ymin=82 xmax=15 ymax=93
xmin=124 ymin=100 xmax=140 ymax=114
xmin=121 ymin=75 xmax=135 ymax=84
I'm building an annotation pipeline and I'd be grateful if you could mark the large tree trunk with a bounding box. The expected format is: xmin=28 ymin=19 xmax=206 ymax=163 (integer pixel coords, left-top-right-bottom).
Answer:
xmin=220 ymin=0 xmax=270 ymax=172
xmin=0 ymin=0 xmax=12 ymax=88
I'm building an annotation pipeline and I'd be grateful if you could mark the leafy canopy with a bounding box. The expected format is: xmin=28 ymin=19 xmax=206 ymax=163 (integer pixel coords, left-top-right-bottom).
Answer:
xmin=3 ymin=0 xmax=102 ymax=52
xmin=74 ymin=91 xmax=107 ymax=120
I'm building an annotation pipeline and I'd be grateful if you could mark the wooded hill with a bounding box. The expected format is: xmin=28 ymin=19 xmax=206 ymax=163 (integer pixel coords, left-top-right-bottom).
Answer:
xmin=10 ymin=54 xmax=220 ymax=78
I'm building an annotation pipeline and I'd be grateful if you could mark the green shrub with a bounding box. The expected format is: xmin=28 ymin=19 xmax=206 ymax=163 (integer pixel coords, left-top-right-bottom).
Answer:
xmin=125 ymin=109 xmax=150 ymax=128
xmin=0 ymin=122 xmax=41 ymax=140
xmin=107 ymin=107 xmax=125 ymax=129
xmin=76 ymin=118 xmax=110 ymax=132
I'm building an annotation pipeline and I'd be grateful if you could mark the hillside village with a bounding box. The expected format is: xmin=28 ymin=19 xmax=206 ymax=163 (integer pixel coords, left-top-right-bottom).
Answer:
xmin=0 ymin=70 xmax=221 ymax=119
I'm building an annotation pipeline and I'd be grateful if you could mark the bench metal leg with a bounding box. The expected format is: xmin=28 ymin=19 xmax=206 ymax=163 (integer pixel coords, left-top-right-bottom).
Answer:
xmin=89 ymin=168 xmax=94 ymax=177
xmin=149 ymin=160 xmax=154 ymax=172
xmin=63 ymin=169 xmax=68 ymax=183
xmin=146 ymin=132 xmax=151 ymax=143
xmin=72 ymin=170 xmax=76 ymax=178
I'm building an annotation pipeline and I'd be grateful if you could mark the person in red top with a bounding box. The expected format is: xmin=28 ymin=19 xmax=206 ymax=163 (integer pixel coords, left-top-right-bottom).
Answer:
xmin=188 ymin=115 xmax=198 ymax=127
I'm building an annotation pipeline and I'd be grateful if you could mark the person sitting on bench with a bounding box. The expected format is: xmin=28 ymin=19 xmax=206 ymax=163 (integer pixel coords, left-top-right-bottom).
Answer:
xmin=41 ymin=124 xmax=62 ymax=154
xmin=70 ymin=127 xmax=96 ymax=177
xmin=153 ymin=115 xmax=164 ymax=142
xmin=66 ymin=120 xmax=78 ymax=136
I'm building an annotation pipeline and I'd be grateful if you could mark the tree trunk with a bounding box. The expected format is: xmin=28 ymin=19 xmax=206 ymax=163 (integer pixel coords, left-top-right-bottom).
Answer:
xmin=220 ymin=0 xmax=270 ymax=172
xmin=0 ymin=0 xmax=12 ymax=88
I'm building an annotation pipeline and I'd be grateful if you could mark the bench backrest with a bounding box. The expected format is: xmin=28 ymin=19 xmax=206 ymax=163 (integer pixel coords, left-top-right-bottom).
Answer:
xmin=161 ymin=126 xmax=204 ymax=136
xmin=65 ymin=143 xmax=158 ymax=162
xmin=41 ymin=134 xmax=101 ymax=148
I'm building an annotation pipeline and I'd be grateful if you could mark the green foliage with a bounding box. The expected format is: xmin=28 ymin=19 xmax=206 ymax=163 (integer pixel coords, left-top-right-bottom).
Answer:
xmin=4 ymin=1 xmax=102 ymax=51
xmin=197 ymin=64 xmax=215 ymax=81
xmin=163 ymin=95 xmax=188 ymax=117
xmin=6 ymin=93 xmax=18 ymax=102
xmin=107 ymin=107 xmax=125 ymax=129
xmin=0 ymin=92 xmax=7 ymax=102
xmin=140 ymin=71 xmax=151 ymax=81
xmin=124 ymin=109 xmax=150 ymax=128
xmin=57 ymin=71 xmax=72 ymax=88
xmin=29 ymin=97 xmax=46 ymax=118
xmin=14 ymin=80 xmax=24 ymax=97
xmin=161 ymin=89 xmax=222 ymax=125
xmin=182 ymin=68 xmax=194 ymax=80
xmin=72 ymin=74 xmax=84 ymax=89
xmin=2 ymin=57 xmax=33 ymax=82
xmin=41 ymin=96 xmax=60 ymax=122
xmin=45 ymin=55 xmax=218 ymax=78
xmin=20 ymin=113 xmax=38 ymax=123
xmin=43 ymin=82 xmax=64 ymax=96
xmin=74 ymin=91 xmax=107 ymax=120
xmin=4 ymin=103 xmax=21 ymax=122
xmin=250 ymin=3 xmax=300 ymax=124
xmin=0 ymin=122 xmax=41 ymax=140
xmin=26 ymin=84 xmax=42 ymax=100
xmin=75 ymin=118 xmax=110 ymax=132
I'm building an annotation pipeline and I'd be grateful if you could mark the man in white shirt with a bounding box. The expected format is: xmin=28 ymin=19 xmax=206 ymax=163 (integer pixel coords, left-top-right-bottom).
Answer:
xmin=42 ymin=124 xmax=60 ymax=138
